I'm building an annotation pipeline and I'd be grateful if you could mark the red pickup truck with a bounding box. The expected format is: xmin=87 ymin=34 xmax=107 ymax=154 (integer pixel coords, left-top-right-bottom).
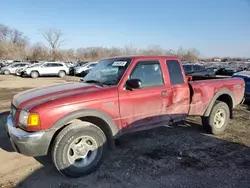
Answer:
xmin=6 ymin=56 xmax=245 ymax=178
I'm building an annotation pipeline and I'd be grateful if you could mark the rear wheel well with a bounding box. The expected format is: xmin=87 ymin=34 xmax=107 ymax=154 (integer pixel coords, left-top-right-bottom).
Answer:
xmin=216 ymin=94 xmax=233 ymax=118
xmin=49 ymin=116 xmax=115 ymax=154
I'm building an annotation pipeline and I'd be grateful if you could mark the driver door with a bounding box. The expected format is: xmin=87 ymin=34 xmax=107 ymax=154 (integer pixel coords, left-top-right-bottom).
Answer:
xmin=118 ymin=60 xmax=168 ymax=133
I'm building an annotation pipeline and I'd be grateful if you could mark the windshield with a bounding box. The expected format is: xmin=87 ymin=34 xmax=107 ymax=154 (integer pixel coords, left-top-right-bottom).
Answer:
xmin=9 ymin=63 xmax=19 ymax=68
xmin=83 ymin=58 xmax=132 ymax=86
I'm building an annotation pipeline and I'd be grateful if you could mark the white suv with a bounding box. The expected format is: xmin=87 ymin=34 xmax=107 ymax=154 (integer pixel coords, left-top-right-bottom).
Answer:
xmin=23 ymin=62 xmax=69 ymax=78
xmin=0 ymin=62 xmax=30 ymax=75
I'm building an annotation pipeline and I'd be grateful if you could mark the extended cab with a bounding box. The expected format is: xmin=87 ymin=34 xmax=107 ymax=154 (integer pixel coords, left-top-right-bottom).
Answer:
xmin=6 ymin=56 xmax=245 ymax=178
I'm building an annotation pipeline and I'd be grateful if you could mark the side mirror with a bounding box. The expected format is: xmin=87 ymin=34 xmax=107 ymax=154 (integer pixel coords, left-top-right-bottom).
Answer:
xmin=126 ymin=79 xmax=141 ymax=90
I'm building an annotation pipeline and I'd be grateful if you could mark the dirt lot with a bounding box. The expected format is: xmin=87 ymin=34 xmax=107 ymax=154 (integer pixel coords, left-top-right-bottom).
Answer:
xmin=0 ymin=75 xmax=250 ymax=188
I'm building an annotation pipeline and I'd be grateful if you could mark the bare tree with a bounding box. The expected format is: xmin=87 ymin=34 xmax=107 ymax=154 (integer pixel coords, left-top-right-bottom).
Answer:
xmin=0 ymin=24 xmax=12 ymax=41
xmin=10 ymin=29 xmax=29 ymax=46
xmin=28 ymin=43 xmax=49 ymax=61
xmin=40 ymin=28 xmax=66 ymax=61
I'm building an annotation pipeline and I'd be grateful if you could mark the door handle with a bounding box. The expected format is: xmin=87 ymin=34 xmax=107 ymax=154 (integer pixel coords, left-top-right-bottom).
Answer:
xmin=161 ymin=91 xmax=167 ymax=95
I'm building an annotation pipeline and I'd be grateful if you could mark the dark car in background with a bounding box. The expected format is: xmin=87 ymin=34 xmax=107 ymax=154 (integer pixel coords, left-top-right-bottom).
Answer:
xmin=216 ymin=67 xmax=238 ymax=76
xmin=232 ymin=69 xmax=250 ymax=100
xmin=183 ymin=64 xmax=215 ymax=76
xmin=216 ymin=63 xmax=244 ymax=76
xmin=0 ymin=62 xmax=4 ymax=69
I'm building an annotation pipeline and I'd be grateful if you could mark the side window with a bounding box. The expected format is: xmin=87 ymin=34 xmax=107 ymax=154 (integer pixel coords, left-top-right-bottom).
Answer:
xmin=183 ymin=65 xmax=192 ymax=73
xmin=51 ymin=63 xmax=58 ymax=67
xmin=194 ymin=65 xmax=201 ymax=71
xmin=57 ymin=63 xmax=63 ymax=67
xmin=200 ymin=66 xmax=206 ymax=71
xmin=166 ymin=60 xmax=184 ymax=85
xmin=130 ymin=61 xmax=164 ymax=88
xmin=43 ymin=63 xmax=51 ymax=67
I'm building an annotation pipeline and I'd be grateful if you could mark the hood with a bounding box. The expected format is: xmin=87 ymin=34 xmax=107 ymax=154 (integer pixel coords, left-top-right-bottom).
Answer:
xmin=1 ymin=66 xmax=8 ymax=70
xmin=233 ymin=71 xmax=250 ymax=78
xmin=13 ymin=82 xmax=102 ymax=110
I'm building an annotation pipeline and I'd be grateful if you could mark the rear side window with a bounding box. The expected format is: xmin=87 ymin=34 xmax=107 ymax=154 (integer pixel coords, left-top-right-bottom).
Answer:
xmin=166 ymin=60 xmax=184 ymax=85
xmin=56 ymin=63 xmax=64 ymax=67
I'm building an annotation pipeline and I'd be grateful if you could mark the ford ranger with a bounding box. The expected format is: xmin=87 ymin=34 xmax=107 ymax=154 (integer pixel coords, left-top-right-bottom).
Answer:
xmin=5 ymin=56 xmax=245 ymax=178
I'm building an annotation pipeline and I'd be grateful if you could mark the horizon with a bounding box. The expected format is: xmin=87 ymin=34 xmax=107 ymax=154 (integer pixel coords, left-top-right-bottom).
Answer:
xmin=1 ymin=0 xmax=250 ymax=58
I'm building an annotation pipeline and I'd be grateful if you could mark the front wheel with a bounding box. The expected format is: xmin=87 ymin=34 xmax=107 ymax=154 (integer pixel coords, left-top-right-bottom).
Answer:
xmin=52 ymin=120 xmax=107 ymax=178
xmin=202 ymin=101 xmax=230 ymax=135
xmin=30 ymin=71 xmax=39 ymax=78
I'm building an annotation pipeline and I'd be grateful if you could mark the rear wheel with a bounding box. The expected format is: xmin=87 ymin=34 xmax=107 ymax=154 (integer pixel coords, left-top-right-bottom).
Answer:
xmin=52 ymin=120 xmax=107 ymax=178
xmin=202 ymin=101 xmax=230 ymax=135
xmin=58 ymin=70 xmax=66 ymax=78
xmin=31 ymin=71 xmax=39 ymax=78
xmin=4 ymin=70 xmax=10 ymax=75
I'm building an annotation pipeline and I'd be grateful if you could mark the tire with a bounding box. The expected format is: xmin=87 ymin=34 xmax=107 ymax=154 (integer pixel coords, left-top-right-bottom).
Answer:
xmin=58 ymin=70 xmax=66 ymax=78
xmin=4 ymin=70 xmax=10 ymax=75
xmin=52 ymin=120 xmax=107 ymax=178
xmin=202 ymin=101 xmax=230 ymax=135
xmin=81 ymin=71 xmax=88 ymax=77
xmin=30 ymin=71 xmax=39 ymax=78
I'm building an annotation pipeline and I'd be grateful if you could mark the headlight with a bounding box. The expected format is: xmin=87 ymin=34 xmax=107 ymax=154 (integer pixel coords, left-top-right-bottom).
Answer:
xmin=19 ymin=110 xmax=40 ymax=127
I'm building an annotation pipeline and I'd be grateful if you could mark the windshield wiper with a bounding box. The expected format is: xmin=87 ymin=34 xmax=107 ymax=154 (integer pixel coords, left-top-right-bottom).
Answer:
xmin=84 ymin=80 xmax=104 ymax=87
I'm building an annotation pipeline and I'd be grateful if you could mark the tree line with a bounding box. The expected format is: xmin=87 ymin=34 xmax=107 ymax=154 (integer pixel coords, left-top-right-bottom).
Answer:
xmin=0 ymin=23 xmax=245 ymax=62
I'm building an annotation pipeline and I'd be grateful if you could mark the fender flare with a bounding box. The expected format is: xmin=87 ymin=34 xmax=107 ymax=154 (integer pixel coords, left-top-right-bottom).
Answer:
xmin=49 ymin=108 xmax=119 ymax=150
xmin=50 ymin=108 xmax=119 ymax=137
xmin=203 ymin=89 xmax=235 ymax=117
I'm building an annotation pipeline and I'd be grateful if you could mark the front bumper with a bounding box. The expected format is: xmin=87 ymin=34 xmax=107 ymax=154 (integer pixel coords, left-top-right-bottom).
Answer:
xmin=5 ymin=115 xmax=55 ymax=156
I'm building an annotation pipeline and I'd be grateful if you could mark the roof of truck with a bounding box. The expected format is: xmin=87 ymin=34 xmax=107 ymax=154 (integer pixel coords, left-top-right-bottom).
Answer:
xmin=102 ymin=55 xmax=179 ymax=60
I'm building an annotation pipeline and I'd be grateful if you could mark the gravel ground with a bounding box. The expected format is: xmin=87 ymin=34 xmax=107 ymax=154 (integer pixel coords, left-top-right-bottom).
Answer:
xmin=0 ymin=75 xmax=249 ymax=188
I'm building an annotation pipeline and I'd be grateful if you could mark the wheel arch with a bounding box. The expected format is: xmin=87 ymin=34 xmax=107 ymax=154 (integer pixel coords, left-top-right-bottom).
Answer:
xmin=59 ymin=70 xmax=66 ymax=73
xmin=31 ymin=70 xmax=40 ymax=75
xmin=48 ymin=108 xmax=119 ymax=151
xmin=203 ymin=89 xmax=234 ymax=119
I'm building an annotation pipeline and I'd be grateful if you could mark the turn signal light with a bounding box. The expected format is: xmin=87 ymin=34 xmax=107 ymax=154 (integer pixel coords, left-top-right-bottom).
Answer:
xmin=27 ymin=113 xmax=40 ymax=127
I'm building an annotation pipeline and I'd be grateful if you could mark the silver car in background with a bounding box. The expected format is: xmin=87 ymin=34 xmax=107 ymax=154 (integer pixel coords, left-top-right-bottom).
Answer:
xmin=0 ymin=62 xmax=31 ymax=75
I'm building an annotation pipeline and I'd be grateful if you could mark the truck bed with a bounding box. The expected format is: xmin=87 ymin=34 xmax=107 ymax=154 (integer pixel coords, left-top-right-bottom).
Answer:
xmin=188 ymin=76 xmax=245 ymax=116
xmin=187 ymin=75 xmax=231 ymax=81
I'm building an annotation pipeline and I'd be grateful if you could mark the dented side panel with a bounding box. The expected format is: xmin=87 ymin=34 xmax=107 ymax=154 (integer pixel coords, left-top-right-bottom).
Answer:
xmin=188 ymin=78 xmax=245 ymax=116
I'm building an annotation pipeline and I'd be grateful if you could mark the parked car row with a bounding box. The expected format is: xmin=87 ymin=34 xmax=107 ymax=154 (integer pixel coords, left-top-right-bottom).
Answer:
xmin=0 ymin=61 xmax=99 ymax=78
xmin=182 ymin=64 xmax=215 ymax=77
xmin=182 ymin=61 xmax=250 ymax=77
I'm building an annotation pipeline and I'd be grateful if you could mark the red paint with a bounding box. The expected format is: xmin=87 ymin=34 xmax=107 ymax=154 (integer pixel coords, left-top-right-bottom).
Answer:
xmin=11 ymin=56 xmax=245 ymax=133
